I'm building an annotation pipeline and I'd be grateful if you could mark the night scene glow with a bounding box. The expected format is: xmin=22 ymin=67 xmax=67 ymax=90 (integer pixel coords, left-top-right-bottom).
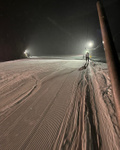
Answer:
xmin=0 ymin=0 xmax=120 ymax=150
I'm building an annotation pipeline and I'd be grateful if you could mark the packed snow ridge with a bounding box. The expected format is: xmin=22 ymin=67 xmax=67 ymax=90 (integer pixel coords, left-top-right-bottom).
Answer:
xmin=0 ymin=59 xmax=120 ymax=150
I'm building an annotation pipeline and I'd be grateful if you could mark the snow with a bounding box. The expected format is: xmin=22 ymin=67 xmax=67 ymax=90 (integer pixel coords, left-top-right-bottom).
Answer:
xmin=0 ymin=59 xmax=120 ymax=150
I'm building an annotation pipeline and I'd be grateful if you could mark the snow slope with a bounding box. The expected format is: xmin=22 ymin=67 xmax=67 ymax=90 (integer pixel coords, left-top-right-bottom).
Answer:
xmin=0 ymin=59 xmax=119 ymax=150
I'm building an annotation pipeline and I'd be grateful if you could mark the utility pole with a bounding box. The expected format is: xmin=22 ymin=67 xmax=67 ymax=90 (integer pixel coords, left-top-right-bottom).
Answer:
xmin=96 ymin=1 xmax=120 ymax=127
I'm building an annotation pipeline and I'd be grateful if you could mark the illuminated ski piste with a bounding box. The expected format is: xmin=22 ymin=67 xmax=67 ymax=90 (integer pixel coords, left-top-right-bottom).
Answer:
xmin=0 ymin=59 xmax=120 ymax=150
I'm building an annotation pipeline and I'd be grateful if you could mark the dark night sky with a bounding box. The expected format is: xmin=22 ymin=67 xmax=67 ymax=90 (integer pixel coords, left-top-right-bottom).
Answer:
xmin=0 ymin=0 xmax=120 ymax=60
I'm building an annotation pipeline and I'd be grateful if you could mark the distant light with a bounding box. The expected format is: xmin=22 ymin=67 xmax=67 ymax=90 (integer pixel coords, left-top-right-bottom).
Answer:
xmin=24 ymin=50 xmax=28 ymax=54
xmin=24 ymin=49 xmax=29 ymax=57
xmin=102 ymin=41 xmax=104 ymax=44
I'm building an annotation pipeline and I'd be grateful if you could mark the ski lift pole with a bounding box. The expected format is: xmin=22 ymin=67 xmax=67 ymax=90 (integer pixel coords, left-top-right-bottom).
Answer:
xmin=96 ymin=1 xmax=120 ymax=127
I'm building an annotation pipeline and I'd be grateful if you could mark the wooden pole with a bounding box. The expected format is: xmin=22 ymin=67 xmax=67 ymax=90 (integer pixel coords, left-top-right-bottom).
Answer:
xmin=96 ymin=1 xmax=120 ymax=127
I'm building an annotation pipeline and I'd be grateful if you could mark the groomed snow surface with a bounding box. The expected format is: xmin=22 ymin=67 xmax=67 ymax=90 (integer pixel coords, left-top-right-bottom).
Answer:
xmin=0 ymin=59 xmax=120 ymax=150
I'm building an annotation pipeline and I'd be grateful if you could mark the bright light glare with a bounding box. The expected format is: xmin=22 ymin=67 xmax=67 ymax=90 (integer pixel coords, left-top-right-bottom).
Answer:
xmin=24 ymin=50 xmax=28 ymax=54
xmin=24 ymin=49 xmax=29 ymax=57
xmin=88 ymin=41 xmax=94 ymax=47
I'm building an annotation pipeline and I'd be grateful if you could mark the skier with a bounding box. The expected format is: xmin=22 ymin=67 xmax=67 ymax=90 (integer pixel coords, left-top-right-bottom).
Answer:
xmin=86 ymin=52 xmax=89 ymax=63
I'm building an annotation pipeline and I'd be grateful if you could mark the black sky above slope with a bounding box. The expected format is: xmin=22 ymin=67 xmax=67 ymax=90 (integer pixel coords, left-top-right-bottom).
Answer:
xmin=0 ymin=0 xmax=120 ymax=60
